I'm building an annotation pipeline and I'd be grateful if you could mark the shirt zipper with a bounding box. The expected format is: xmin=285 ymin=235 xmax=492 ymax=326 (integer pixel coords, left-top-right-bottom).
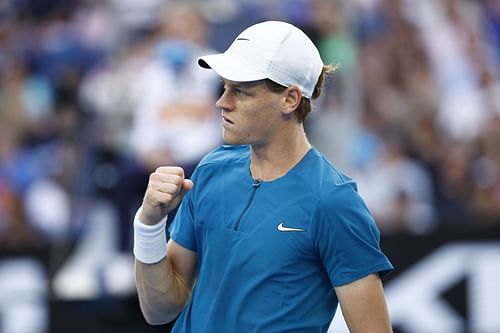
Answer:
xmin=233 ymin=179 xmax=262 ymax=231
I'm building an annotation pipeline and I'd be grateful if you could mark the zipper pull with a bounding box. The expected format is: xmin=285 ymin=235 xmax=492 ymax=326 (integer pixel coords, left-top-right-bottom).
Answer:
xmin=252 ymin=179 xmax=262 ymax=187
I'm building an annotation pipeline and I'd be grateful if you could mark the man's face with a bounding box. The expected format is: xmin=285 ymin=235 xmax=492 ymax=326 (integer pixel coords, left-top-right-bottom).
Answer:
xmin=216 ymin=79 xmax=286 ymax=147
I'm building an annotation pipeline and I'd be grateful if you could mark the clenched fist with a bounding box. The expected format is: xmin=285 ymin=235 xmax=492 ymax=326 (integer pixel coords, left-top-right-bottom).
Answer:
xmin=139 ymin=167 xmax=193 ymax=226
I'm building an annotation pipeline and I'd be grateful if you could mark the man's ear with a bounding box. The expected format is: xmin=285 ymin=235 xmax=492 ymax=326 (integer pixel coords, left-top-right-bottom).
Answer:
xmin=281 ymin=86 xmax=302 ymax=115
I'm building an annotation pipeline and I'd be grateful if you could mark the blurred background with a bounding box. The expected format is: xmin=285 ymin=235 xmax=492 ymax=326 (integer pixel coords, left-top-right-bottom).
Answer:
xmin=0 ymin=0 xmax=499 ymax=332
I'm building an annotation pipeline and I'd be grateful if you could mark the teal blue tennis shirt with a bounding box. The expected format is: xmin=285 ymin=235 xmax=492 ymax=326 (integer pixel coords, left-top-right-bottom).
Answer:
xmin=169 ymin=145 xmax=393 ymax=332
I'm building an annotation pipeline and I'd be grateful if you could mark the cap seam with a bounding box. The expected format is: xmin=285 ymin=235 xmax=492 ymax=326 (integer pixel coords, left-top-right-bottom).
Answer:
xmin=266 ymin=30 xmax=291 ymax=85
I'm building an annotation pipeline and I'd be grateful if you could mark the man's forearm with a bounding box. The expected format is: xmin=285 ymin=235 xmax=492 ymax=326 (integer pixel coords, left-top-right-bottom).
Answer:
xmin=135 ymin=257 xmax=191 ymax=325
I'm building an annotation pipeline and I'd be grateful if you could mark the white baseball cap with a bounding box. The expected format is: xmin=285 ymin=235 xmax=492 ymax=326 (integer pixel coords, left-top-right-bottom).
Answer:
xmin=198 ymin=21 xmax=324 ymax=99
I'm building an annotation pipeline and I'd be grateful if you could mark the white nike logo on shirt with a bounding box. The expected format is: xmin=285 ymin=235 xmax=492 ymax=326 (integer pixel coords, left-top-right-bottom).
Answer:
xmin=277 ymin=222 xmax=305 ymax=232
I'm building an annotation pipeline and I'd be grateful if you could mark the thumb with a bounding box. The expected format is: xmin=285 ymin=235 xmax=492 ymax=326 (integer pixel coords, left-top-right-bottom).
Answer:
xmin=181 ymin=179 xmax=194 ymax=194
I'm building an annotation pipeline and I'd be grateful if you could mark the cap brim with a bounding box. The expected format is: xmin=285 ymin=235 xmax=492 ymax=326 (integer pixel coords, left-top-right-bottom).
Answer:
xmin=198 ymin=53 xmax=267 ymax=82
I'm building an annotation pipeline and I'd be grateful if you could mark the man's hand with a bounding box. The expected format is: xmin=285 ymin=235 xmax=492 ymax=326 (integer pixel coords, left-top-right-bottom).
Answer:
xmin=139 ymin=167 xmax=193 ymax=225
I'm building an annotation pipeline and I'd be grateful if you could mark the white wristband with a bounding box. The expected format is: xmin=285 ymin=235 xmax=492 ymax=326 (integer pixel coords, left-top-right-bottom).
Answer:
xmin=133 ymin=207 xmax=168 ymax=264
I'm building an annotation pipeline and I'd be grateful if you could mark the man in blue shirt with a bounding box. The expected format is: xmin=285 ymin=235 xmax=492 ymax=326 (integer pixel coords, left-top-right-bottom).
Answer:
xmin=133 ymin=21 xmax=394 ymax=332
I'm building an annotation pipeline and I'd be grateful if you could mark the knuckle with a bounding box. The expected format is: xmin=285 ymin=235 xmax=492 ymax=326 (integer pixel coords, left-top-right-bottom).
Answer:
xmin=149 ymin=172 xmax=160 ymax=182
xmin=164 ymin=193 xmax=173 ymax=202
xmin=173 ymin=174 xmax=183 ymax=184
xmin=155 ymin=166 xmax=168 ymax=173
xmin=154 ymin=166 xmax=183 ymax=176
xmin=171 ymin=167 xmax=184 ymax=177
xmin=145 ymin=183 xmax=155 ymax=195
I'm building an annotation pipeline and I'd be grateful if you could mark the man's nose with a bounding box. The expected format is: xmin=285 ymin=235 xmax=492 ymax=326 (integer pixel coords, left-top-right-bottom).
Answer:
xmin=216 ymin=89 xmax=232 ymax=111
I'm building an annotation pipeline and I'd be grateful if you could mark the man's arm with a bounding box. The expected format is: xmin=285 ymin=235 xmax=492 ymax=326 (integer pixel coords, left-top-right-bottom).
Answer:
xmin=135 ymin=240 xmax=197 ymax=324
xmin=335 ymin=273 xmax=393 ymax=333
xmin=133 ymin=166 xmax=197 ymax=324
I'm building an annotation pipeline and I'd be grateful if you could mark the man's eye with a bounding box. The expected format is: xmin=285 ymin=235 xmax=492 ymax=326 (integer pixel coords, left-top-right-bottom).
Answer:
xmin=228 ymin=87 xmax=245 ymax=96
xmin=222 ymin=84 xmax=248 ymax=96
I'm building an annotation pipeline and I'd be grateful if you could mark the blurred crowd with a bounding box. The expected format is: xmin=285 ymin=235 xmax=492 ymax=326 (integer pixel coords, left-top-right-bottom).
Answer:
xmin=1 ymin=0 xmax=500 ymax=256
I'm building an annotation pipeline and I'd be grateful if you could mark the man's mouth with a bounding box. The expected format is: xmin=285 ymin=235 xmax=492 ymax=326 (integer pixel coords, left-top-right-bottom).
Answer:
xmin=222 ymin=115 xmax=234 ymax=124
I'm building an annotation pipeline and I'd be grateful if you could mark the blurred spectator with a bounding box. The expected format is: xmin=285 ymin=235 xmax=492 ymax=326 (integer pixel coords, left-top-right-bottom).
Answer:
xmin=51 ymin=2 xmax=222 ymax=302
xmin=306 ymin=0 xmax=361 ymax=171
xmin=80 ymin=2 xmax=221 ymax=254
xmin=470 ymin=115 xmax=500 ymax=226
xmin=128 ymin=3 xmax=221 ymax=175
xmin=354 ymin=127 xmax=436 ymax=234
xmin=0 ymin=123 xmax=41 ymax=248
xmin=434 ymin=142 xmax=476 ymax=229
xmin=481 ymin=0 xmax=500 ymax=65
xmin=343 ymin=0 xmax=500 ymax=232
xmin=401 ymin=0 xmax=496 ymax=141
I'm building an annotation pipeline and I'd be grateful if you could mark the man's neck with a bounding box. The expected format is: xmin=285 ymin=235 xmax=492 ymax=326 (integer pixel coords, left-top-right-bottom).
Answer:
xmin=249 ymin=126 xmax=311 ymax=181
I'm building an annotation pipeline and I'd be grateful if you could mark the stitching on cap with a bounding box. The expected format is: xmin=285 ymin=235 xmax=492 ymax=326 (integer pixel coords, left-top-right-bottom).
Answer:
xmin=281 ymin=31 xmax=292 ymax=45
xmin=266 ymin=30 xmax=291 ymax=74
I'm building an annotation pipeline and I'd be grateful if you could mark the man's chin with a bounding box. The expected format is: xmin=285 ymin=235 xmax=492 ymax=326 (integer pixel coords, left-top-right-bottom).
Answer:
xmin=222 ymin=134 xmax=240 ymax=146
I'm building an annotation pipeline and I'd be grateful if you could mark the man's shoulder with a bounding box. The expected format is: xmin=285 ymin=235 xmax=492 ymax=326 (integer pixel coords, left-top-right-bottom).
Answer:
xmin=198 ymin=145 xmax=249 ymax=169
xmin=308 ymin=148 xmax=358 ymax=192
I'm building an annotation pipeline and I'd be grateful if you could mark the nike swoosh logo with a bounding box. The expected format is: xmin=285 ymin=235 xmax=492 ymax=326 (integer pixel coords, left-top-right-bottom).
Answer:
xmin=236 ymin=37 xmax=250 ymax=41
xmin=277 ymin=222 xmax=305 ymax=232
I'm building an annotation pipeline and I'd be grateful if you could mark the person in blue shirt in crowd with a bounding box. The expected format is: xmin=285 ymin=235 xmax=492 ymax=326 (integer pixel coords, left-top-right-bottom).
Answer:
xmin=133 ymin=21 xmax=394 ymax=333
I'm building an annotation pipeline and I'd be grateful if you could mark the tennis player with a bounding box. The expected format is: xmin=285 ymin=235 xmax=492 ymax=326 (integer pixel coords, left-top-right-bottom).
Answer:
xmin=133 ymin=21 xmax=394 ymax=332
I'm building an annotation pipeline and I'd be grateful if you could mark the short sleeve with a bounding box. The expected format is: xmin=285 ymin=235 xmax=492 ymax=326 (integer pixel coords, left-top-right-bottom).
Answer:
xmin=312 ymin=183 xmax=393 ymax=286
xmin=168 ymin=181 xmax=197 ymax=252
